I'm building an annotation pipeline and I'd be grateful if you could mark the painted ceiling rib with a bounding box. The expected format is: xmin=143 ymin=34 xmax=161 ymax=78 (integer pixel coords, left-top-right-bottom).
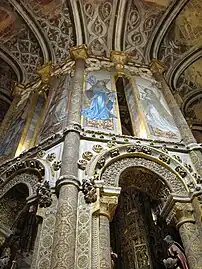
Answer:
xmin=69 ymin=0 xmax=84 ymax=45
xmin=0 ymin=48 xmax=26 ymax=83
xmin=144 ymin=0 xmax=189 ymax=64
xmin=166 ymin=47 xmax=202 ymax=91
xmin=114 ymin=0 xmax=127 ymax=51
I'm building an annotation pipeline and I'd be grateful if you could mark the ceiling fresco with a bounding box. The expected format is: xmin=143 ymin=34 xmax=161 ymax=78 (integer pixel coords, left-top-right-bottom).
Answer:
xmin=0 ymin=0 xmax=201 ymax=130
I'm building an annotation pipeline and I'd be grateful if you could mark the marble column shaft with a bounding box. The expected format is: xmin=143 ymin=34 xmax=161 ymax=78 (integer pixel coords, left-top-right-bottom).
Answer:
xmin=179 ymin=222 xmax=202 ymax=269
xmin=151 ymin=66 xmax=202 ymax=176
xmin=50 ymin=57 xmax=85 ymax=269
xmin=99 ymin=214 xmax=111 ymax=269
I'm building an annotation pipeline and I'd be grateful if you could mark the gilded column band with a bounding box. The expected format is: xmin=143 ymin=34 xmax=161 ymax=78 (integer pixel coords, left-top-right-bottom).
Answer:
xmin=50 ymin=45 xmax=87 ymax=269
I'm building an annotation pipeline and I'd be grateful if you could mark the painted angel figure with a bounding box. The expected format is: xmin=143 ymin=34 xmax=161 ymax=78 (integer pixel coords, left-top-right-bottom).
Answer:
xmin=82 ymin=75 xmax=117 ymax=120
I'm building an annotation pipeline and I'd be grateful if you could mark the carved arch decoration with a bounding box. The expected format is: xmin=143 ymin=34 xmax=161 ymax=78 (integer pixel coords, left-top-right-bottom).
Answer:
xmin=0 ymin=49 xmax=25 ymax=83
xmin=165 ymin=47 xmax=202 ymax=92
xmin=85 ymin=144 xmax=198 ymax=196
xmin=144 ymin=0 xmax=189 ymax=64
xmin=0 ymin=158 xmax=45 ymax=199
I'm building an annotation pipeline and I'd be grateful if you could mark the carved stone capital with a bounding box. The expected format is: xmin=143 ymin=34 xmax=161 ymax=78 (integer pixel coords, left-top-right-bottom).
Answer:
xmin=110 ymin=50 xmax=128 ymax=72
xmin=56 ymin=175 xmax=80 ymax=194
xmin=70 ymin=44 xmax=88 ymax=60
xmin=99 ymin=195 xmax=119 ymax=220
xmin=167 ymin=202 xmax=195 ymax=229
xmin=98 ymin=187 xmax=121 ymax=220
xmin=150 ymin=59 xmax=166 ymax=75
xmin=37 ymin=61 xmax=52 ymax=83
xmin=12 ymin=83 xmax=26 ymax=97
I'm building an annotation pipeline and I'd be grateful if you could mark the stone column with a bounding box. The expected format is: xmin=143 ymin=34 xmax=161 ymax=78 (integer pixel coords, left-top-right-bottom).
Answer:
xmin=50 ymin=45 xmax=88 ymax=269
xmin=150 ymin=59 xmax=202 ymax=176
xmin=172 ymin=202 xmax=202 ymax=269
xmin=98 ymin=188 xmax=120 ymax=269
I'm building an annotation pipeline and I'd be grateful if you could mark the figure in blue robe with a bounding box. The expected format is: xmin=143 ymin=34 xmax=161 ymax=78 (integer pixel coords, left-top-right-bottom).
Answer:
xmin=82 ymin=77 xmax=116 ymax=120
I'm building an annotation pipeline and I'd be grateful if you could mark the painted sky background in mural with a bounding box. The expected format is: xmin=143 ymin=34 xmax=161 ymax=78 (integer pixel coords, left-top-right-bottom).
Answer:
xmin=134 ymin=76 xmax=181 ymax=140
xmin=82 ymin=70 xmax=120 ymax=133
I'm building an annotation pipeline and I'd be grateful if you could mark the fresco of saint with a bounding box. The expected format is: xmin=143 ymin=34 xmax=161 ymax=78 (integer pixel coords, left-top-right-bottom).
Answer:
xmin=136 ymin=78 xmax=181 ymax=139
xmin=82 ymin=76 xmax=116 ymax=121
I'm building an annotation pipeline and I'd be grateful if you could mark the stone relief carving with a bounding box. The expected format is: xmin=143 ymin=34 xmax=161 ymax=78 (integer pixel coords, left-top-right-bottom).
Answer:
xmin=0 ymin=173 xmax=39 ymax=199
xmin=75 ymin=192 xmax=91 ymax=269
xmin=82 ymin=177 xmax=97 ymax=203
xmin=36 ymin=180 xmax=52 ymax=208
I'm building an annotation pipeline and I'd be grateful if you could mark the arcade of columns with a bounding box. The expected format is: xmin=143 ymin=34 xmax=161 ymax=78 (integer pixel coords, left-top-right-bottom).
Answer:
xmin=0 ymin=45 xmax=202 ymax=269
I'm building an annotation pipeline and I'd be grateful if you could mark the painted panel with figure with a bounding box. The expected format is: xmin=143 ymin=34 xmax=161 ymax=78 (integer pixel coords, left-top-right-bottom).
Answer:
xmin=82 ymin=71 xmax=120 ymax=133
xmin=124 ymin=79 xmax=146 ymax=137
xmin=40 ymin=75 xmax=71 ymax=140
xmin=0 ymin=100 xmax=29 ymax=158
xmin=134 ymin=76 xmax=181 ymax=140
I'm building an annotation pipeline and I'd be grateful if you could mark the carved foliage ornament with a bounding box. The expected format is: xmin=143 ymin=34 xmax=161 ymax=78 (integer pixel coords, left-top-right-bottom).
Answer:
xmin=82 ymin=177 xmax=97 ymax=203
xmin=36 ymin=180 xmax=52 ymax=208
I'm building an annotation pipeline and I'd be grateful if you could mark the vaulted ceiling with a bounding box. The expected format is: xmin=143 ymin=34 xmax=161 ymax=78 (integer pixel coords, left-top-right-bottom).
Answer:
xmin=0 ymin=0 xmax=202 ymax=127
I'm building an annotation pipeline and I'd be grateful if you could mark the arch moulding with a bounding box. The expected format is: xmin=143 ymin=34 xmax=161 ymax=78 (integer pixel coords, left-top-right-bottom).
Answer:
xmin=85 ymin=144 xmax=198 ymax=197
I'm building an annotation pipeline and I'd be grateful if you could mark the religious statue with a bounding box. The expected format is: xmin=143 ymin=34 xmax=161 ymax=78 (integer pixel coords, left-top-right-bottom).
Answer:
xmin=163 ymin=235 xmax=189 ymax=269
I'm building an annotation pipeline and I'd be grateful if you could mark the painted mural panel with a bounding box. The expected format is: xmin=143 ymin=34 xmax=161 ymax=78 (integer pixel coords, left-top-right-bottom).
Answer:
xmin=82 ymin=71 xmax=120 ymax=133
xmin=0 ymin=100 xmax=28 ymax=158
xmin=40 ymin=75 xmax=71 ymax=140
xmin=18 ymin=94 xmax=46 ymax=153
xmin=134 ymin=76 xmax=181 ymax=140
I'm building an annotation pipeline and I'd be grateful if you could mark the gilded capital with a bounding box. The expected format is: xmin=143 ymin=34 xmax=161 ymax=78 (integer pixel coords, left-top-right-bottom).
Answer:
xmin=37 ymin=61 xmax=52 ymax=83
xmin=150 ymin=59 xmax=166 ymax=75
xmin=110 ymin=50 xmax=128 ymax=72
xmin=70 ymin=44 xmax=88 ymax=60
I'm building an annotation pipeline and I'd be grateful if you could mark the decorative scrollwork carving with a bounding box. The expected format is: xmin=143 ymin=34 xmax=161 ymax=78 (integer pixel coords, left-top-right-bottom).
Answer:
xmin=159 ymin=153 xmax=171 ymax=164
xmin=52 ymin=161 xmax=61 ymax=171
xmin=92 ymin=144 xmax=103 ymax=153
xmin=175 ymin=166 xmax=187 ymax=178
xmin=82 ymin=151 xmax=93 ymax=161
xmin=77 ymin=159 xmax=88 ymax=171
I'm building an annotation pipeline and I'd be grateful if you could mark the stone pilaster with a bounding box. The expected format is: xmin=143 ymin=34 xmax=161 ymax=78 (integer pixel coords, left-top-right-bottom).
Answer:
xmin=169 ymin=202 xmax=202 ymax=269
xmin=98 ymin=188 xmax=120 ymax=269
xmin=150 ymin=59 xmax=202 ymax=176
xmin=50 ymin=45 xmax=88 ymax=269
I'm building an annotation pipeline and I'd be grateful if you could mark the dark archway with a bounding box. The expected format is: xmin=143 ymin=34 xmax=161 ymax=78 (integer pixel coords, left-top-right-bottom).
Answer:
xmin=110 ymin=167 xmax=181 ymax=269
